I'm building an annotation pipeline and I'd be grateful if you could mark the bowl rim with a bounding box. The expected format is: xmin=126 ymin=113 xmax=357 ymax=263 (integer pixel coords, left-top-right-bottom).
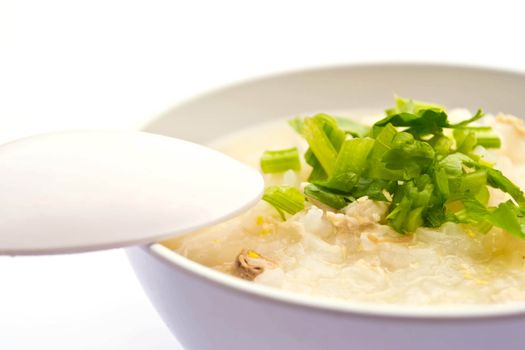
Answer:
xmin=141 ymin=61 xmax=525 ymax=131
xmin=144 ymin=62 xmax=525 ymax=319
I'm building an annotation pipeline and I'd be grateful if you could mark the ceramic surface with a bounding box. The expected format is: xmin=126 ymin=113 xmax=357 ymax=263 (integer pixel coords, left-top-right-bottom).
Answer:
xmin=128 ymin=64 xmax=525 ymax=350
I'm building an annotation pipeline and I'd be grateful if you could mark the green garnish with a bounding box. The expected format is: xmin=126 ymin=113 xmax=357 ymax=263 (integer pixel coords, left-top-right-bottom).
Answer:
xmin=302 ymin=114 xmax=344 ymax=176
xmin=484 ymin=167 xmax=525 ymax=207
xmin=304 ymin=183 xmax=348 ymax=210
xmin=262 ymin=186 xmax=305 ymax=219
xmin=259 ymin=96 xmax=525 ymax=239
xmin=313 ymin=136 xmax=375 ymax=192
xmin=334 ymin=116 xmax=370 ymax=137
xmin=475 ymin=132 xmax=501 ymax=149
xmin=260 ymin=147 xmax=301 ymax=174
xmin=387 ymin=174 xmax=435 ymax=233
xmin=385 ymin=95 xmax=444 ymax=117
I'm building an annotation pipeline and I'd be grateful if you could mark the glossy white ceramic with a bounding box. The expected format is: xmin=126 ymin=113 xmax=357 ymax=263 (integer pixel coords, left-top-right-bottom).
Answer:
xmin=127 ymin=64 xmax=525 ymax=350
xmin=0 ymin=131 xmax=263 ymax=255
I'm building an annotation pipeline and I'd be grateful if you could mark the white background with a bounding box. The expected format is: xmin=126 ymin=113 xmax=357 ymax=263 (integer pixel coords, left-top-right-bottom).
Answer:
xmin=1 ymin=1 xmax=525 ymax=349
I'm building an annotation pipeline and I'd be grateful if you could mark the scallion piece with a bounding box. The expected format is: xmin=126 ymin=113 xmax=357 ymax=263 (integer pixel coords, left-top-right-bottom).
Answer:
xmin=385 ymin=96 xmax=445 ymax=117
xmin=475 ymin=132 xmax=501 ymax=149
xmin=302 ymin=116 xmax=339 ymax=176
xmin=304 ymin=184 xmax=347 ymax=210
xmin=366 ymin=124 xmax=401 ymax=180
xmin=337 ymin=137 xmax=375 ymax=175
xmin=485 ymin=167 xmax=525 ymax=207
xmin=450 ymin=109 xmax=485 ymax=127
xmin=315 ymin=136 xmax=375 ymax=192
xmin=459 ymin=170 xmax=487 ymax=194
xmin=262 ymin=186 xmax=305 ymax=219
xmin=260 ymin=147 xmax=301 ymax=174
xmin=334 ymin=116 xmax=370 ymax=137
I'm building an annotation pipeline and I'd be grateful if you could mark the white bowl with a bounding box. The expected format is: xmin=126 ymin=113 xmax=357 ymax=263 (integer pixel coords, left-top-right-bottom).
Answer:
xmin=127 ymin=64 xmax=525 ymax=350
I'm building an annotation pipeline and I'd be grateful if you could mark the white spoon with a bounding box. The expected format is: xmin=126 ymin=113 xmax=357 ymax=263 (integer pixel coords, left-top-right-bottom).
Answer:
xmin=0 ymin=130 xmax=264 ymax=255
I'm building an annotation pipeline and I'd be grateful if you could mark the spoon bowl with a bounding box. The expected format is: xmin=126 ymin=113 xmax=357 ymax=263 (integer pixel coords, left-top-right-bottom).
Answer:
xmin=0 ymin=130 xmax=263 ymax=255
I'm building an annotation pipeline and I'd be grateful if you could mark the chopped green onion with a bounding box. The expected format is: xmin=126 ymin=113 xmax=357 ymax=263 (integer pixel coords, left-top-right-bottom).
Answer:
xmin=453 ymin=129 xmax=477 ymax=154
xmin=424 ymin=206 xmax=447 ymax=228
xmin=302 ymin=117 xmax=339 ymax=176
xmin=318 ymin=115 xmax=347 ymax=151
xmin=307 ymin=162 xmax=327 ymax=182
xmin=385 ymin=96 xmax=445 ymax=117
xmin=489 ymin=202 xmax=525 ymax=238
xmin=459 ymin=170 xmax=487 ymax=194
xmin=439 ymin=153 xmax=472 ymax=176
xmin=475 ymin=186 xmax=490 ymax=205
xmin=262 ymin=186 xmax=305 ymax=219
xmin=387 ymin=197 xmax=412 ymax=233
xmin=304 ymin=184 xmax=347 ymax=210
xmin=450 ymin=109 xmax=485 ymax=127
xmin=366 ymin=124 xmax=401 ymax=180
xmin=314 ymin=136 xmax=375 ymax=192
xmin=405 ymin=206 xmax=425 ymax=233
xmin=430 ymin=135 xmax=453 ymax=155
xmin=475 ymin=132 xmax=501 ymax=149
xmin=433 ymin=166 xmax=450 ymax=197
xmin=382 ymin=132 xmax=435 ymax=180
xmin=459 ymin=196 xmax=525 ymax=238
xmin=351 ymin=178 xmax=393 ymax=202
xmin=282 ymin=96 xmax=525 ymax=239
xmin=375 ymin=109 xmax=449 ymax=137
xmin=334 ymin=116 xmax=370 ymax=137
xmin=260 ymin=147 xmax=301 ymax=174
xmin=387 ymin=177 xmax=433 ymax=233
xmin=338 ymin=137 xmax=376 ymax=175
xmin=485 ymin=168 xmax=525 ymax=207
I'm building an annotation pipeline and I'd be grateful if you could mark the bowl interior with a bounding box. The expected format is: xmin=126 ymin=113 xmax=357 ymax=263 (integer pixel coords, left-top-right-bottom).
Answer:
xmin=141 ymin=63 xmax=525 ymax=317
xmin=145 ymin=63 xmax=525 ymax=143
